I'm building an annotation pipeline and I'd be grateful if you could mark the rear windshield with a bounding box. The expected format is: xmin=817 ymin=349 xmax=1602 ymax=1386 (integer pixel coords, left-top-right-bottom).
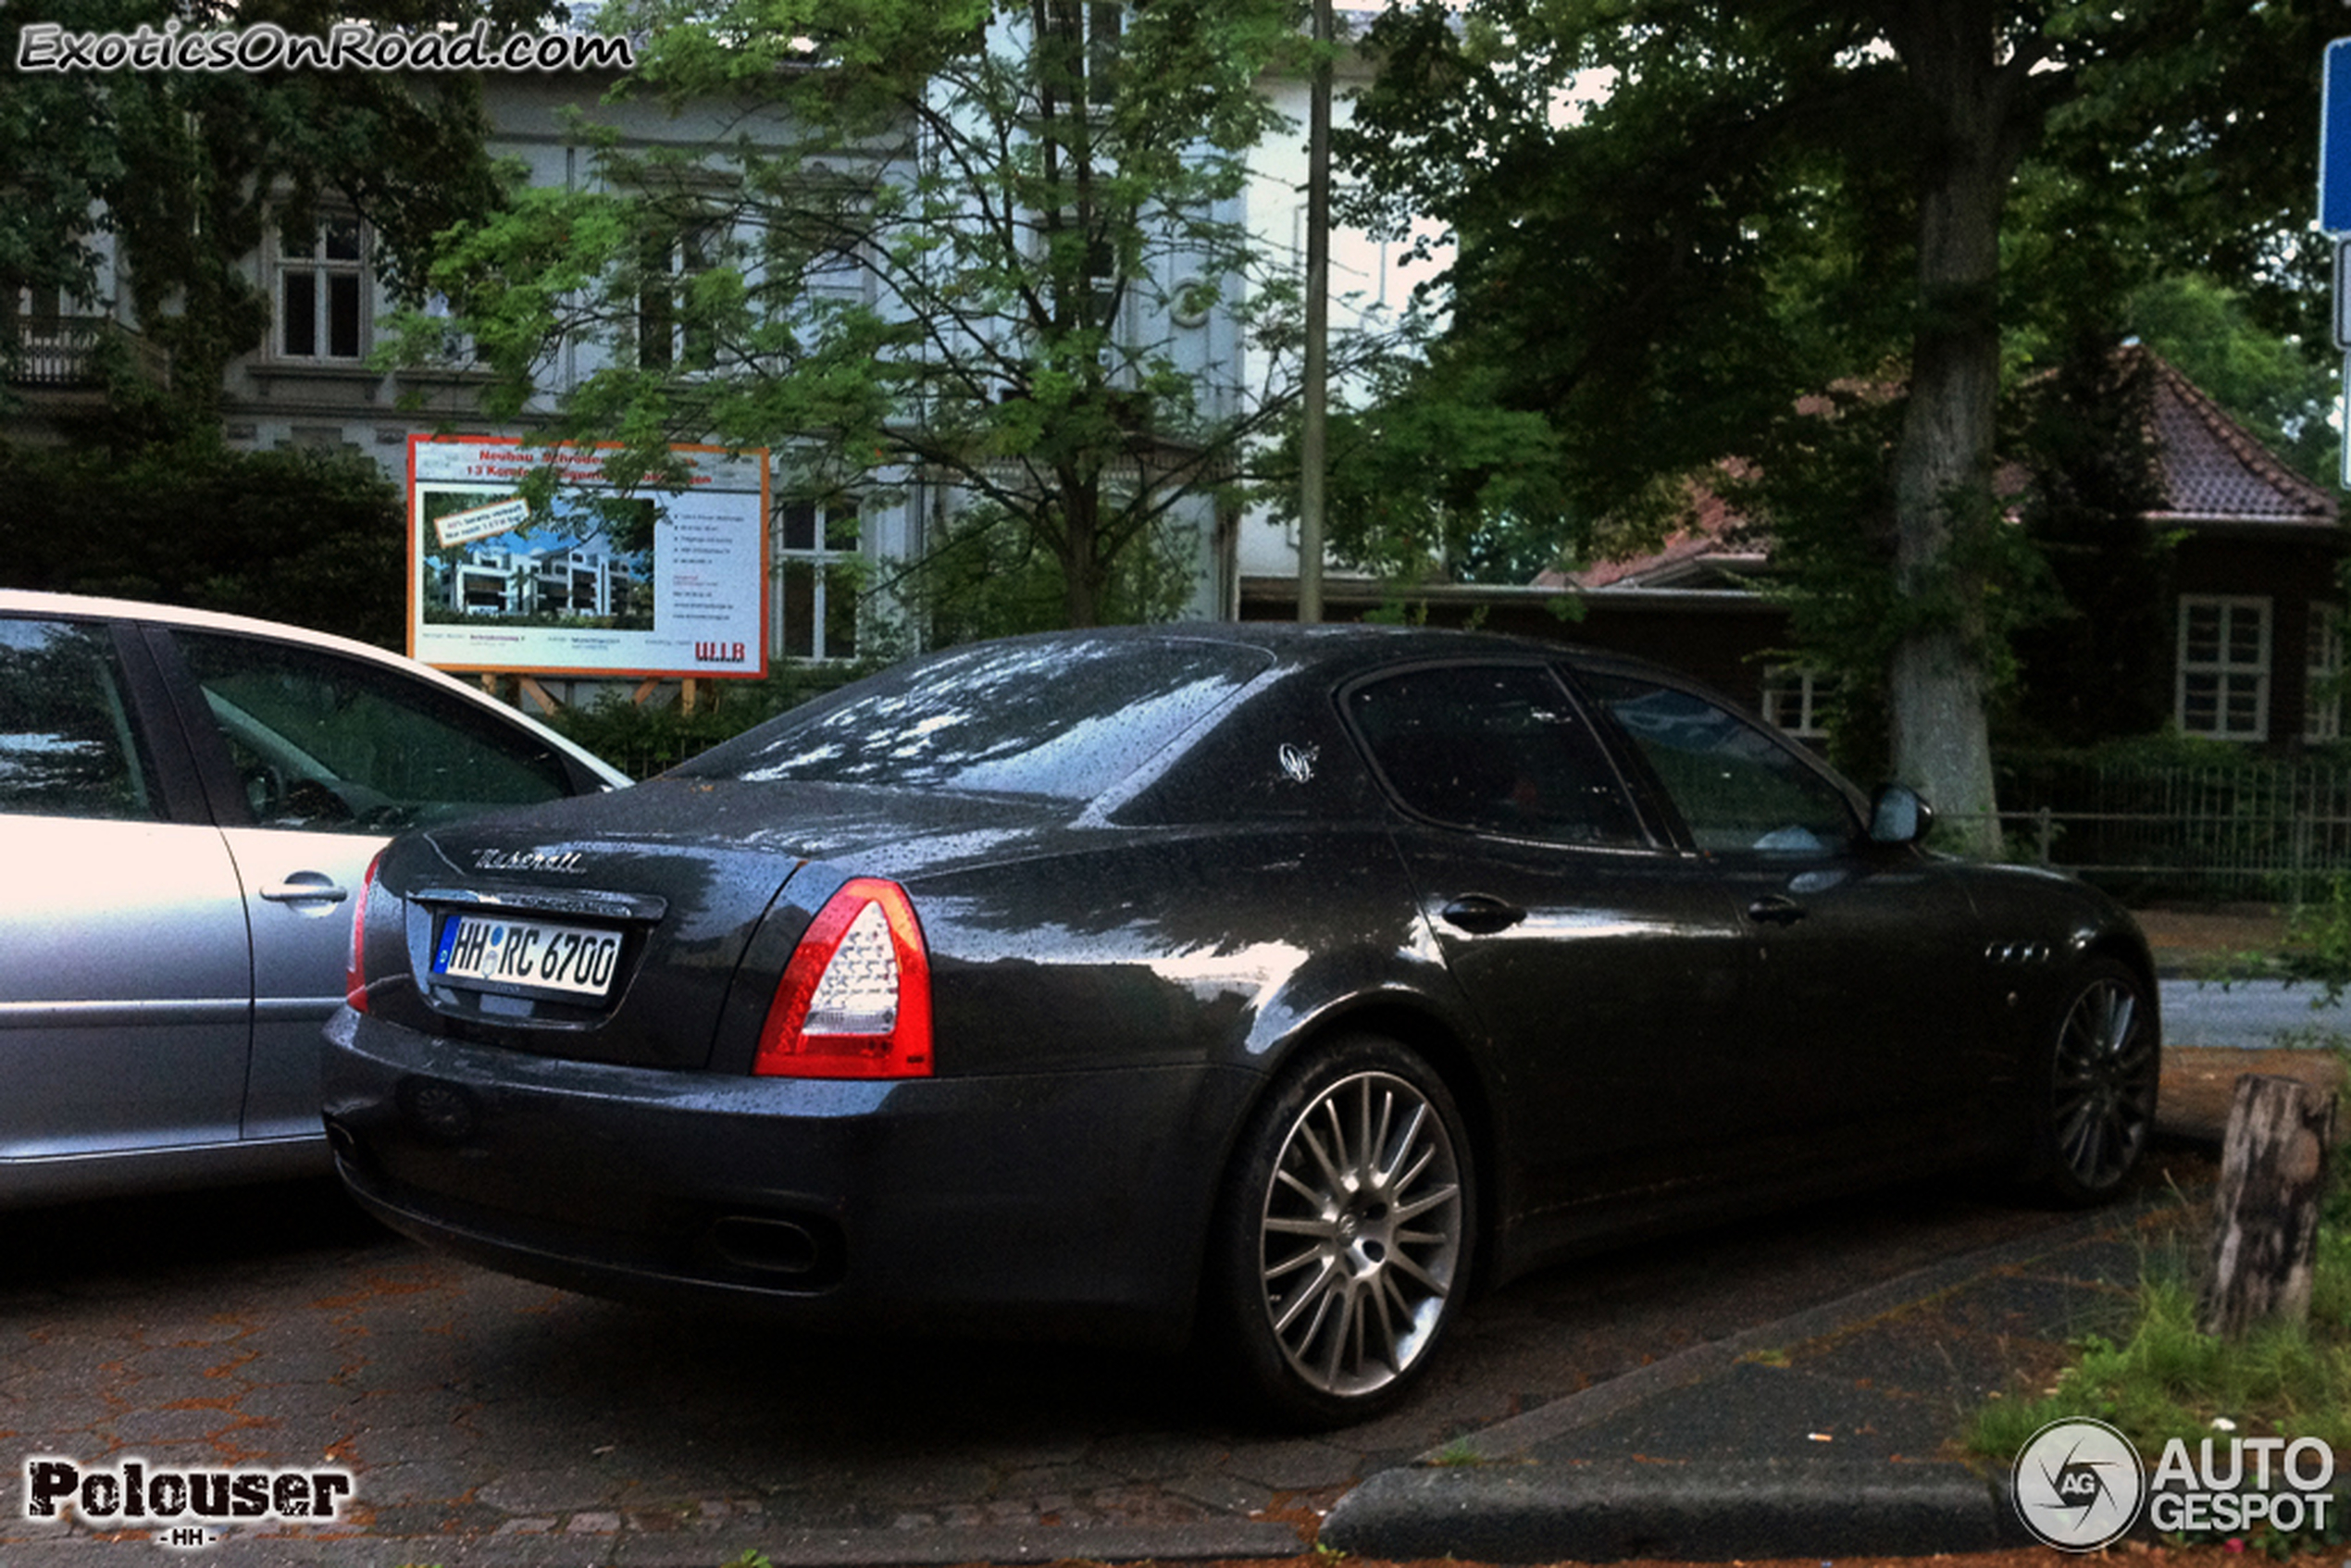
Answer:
xmin=679 ymin=638 xmax=1272 ymax=802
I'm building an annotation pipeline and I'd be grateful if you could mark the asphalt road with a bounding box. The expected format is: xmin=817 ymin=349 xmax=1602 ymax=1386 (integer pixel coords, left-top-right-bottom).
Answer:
xmin=2159 ymin=976 xmax=2351 ymax=1049
xmin=0 ymin=1139 xmax=2211 ymax=1567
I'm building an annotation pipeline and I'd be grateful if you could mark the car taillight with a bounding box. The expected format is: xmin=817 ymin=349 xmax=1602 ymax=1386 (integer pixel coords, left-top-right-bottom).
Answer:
xmin=754 ymin=877 xmax=933 ymax=1079
xmin=344 ymin=850 xmax=383 ymax=1013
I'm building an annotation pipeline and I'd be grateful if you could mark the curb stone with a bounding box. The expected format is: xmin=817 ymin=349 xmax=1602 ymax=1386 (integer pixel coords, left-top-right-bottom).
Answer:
xmin=1323 ymin=1195 xmax=2188 ymax=1564
xmin=1322 ymin=1462 xmax=2023 ymax=1563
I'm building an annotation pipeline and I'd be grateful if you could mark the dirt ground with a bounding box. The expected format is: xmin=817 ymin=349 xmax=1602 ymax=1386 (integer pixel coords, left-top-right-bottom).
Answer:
xmin=2133 ymin=905 xmax=2293 ymax=967
xmin=2161 ymin=1045 xmax=2345 ymax=1141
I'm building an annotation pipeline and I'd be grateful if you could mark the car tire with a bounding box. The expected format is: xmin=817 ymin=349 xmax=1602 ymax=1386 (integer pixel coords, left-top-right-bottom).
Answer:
xmin=1203 ymin=1035 xmax=1474 ymax=1428
xmin=2027 ymin=957 xmax=2159 ymax=1207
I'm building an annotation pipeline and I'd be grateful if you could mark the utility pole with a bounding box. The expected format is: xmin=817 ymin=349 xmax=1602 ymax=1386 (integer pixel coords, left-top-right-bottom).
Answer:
xmin=1297 ymin=0 xmax=1331 ymax=623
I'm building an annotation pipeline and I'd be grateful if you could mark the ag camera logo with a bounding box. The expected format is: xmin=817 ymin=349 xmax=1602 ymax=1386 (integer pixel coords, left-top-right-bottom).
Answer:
xmin=2011 ymin=1420 xmax=2341 ymax=1550
xmin=2012 ymin=1418 xmax=2146 ymax=1551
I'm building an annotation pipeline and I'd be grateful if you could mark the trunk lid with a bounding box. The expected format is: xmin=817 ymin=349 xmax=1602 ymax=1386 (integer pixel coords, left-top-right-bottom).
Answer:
xmin=367 ymin=777 xmax=1069 ymax=1070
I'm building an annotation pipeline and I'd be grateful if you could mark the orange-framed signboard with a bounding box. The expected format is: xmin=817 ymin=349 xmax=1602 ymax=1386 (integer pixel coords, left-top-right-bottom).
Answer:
xmin=406 ymin=434 xmax=771 ymax=679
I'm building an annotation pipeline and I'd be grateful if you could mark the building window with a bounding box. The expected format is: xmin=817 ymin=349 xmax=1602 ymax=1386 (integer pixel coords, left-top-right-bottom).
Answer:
xmin=1760 ymin=665 xmax=1837 ymax=741
xmin=1041 ymin=0 xmax=1121 ymax=107
xmin=640 ymin=222 xmax=719 ymax=371
xmin=776 ymin=498 xmax=859 ymax=661
xmin=2308 ymin=605 xmax=2344 ymax=743
xmin=276 ymin=217 xmax=367 ymax=360
xmin=805 ymin=231 xmax=867 ymax=303
xmin=16 ymin=283 xmax=64 ymax=324
xmin=2177 ymin=595 xmax=2270 ymax=741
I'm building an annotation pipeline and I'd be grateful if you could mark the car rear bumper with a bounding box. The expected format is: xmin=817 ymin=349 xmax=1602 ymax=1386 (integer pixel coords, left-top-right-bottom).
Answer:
xmin=320 ymin=1008 xmax=1260 ymax=1348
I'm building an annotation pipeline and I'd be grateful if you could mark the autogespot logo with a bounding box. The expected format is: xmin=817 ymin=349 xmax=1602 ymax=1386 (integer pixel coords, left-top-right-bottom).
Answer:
xmin=2012 ymin=1418 xmax=2146 ymax=1551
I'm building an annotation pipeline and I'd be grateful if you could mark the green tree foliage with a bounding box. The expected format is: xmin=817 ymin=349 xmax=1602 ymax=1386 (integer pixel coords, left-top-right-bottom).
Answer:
xmin=1339 ymin=0 xmax=2336 ymax=850
xmin=0 ymin=0 xmax=549 ymax=412
xmin=398 ymin=0 xmax=1317 ymax=634
xmin=0 ymin=436 xmax=407 ymax=648
xmin=1314 ymin=344 xmax=1582 ymax=589
xmin=2003 ymin=338 xmax=2172 ymax=749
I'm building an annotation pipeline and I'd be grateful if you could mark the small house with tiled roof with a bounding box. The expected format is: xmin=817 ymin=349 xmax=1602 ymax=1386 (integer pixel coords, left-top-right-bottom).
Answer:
xmin=1242 ymin=349 xmax=2345 ymax=748
xmin=2139 ymin=354 xmax=2345 ymax=744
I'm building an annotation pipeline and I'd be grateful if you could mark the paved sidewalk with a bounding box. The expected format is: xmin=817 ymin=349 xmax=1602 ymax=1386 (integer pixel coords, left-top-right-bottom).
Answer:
xmin=1324 ymin=1199 xmax=2158 ymax=1560
xmin=1325 ymin=1041 xmax=2346 ymax=1562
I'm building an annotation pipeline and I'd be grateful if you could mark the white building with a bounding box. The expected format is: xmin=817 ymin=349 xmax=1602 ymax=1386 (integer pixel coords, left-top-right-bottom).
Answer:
xmin=8 ymin=7 xmax=1418 ymax=687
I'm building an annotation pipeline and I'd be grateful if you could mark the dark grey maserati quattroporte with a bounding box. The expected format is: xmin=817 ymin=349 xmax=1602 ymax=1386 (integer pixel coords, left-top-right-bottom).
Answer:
xmin=323 ymin=624 xmax=2158 ymax=1425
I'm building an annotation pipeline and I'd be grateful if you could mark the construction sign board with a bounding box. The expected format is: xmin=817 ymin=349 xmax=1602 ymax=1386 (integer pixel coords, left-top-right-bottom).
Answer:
xmin=408 ymin=435 xmax=770 ymax=679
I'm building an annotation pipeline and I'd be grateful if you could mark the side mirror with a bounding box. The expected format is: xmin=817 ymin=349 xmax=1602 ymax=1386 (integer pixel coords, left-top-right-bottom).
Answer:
xmin=1868 ymin=783 xmax=1933 ymax=846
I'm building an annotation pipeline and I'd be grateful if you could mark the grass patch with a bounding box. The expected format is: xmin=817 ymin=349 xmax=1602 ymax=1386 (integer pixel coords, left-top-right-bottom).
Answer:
xmin=1967 ymin=1250 xmax=2351 ymax=1462
xmin=1967 ymin=1008 xmax=2351 ymax=1554
xmin=1970 ymin=1049 xmax=2351 ymax=1463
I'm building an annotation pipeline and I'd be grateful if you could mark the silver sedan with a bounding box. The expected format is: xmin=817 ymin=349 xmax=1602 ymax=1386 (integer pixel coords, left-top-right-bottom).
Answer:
xmin=0 ymin=591 xmax=628 ymax=1205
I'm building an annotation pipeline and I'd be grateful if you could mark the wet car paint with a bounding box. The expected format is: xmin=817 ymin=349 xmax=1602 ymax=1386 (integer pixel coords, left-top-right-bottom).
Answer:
xmin=320 ymin=623 xmax=2158 ymax=1418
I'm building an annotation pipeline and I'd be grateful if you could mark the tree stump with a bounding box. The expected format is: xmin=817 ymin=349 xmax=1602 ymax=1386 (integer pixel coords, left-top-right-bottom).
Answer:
xmin=2197 ymin=1074 xmax=2338 ymax=1338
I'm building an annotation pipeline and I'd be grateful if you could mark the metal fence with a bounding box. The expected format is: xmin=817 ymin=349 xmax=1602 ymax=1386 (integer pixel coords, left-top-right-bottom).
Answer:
xmin=1975 ymin=759 xmax=2351 ymax=900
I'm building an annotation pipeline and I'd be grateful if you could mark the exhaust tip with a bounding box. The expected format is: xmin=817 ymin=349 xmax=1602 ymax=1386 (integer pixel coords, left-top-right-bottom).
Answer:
xmin=707 ymin=1214 xmax=822 ymax=1276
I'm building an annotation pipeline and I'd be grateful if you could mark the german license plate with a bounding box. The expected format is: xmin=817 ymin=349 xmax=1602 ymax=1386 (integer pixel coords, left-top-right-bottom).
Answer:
xmin=431 ymin=913 xmax=621 ymax=999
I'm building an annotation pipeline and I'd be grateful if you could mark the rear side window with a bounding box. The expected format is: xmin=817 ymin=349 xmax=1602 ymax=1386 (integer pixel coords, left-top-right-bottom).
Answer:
xmin=1578 ymin=671 xmax=1858 ymax=854
xmin=0 ymin=618 xmax=161 ymax=821
xmin=1347 ymin=664 xmax=1646 ymax=847
xmin=688 ymin=638 xmax=1272 ymax=802
xmin=175 ymin=630 xmax=577 ymax=831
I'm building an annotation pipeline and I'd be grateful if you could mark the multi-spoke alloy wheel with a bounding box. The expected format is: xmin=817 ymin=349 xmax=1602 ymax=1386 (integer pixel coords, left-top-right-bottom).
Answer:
xmin=1209 ymin=1037 xmax=1473 ymax=1426
xmin=2038 ymin=958 xmax=2159 ymax=1204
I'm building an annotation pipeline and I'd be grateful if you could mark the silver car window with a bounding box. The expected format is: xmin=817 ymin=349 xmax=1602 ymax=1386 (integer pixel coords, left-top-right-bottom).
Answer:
xmin=0 ymin=618 xmax=161 ymax=821
xmin=175 ymin=630 xmax=578 ymax=831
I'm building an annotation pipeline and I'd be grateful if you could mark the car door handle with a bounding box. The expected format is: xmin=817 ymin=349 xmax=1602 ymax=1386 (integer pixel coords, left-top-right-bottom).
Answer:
xmin=1441 ymin=894 xmax=1526 ymax=935
xmin=260 ymin=874 xmax=349 ymax=905
xmin=1747 ymin=894 xmax=1808 ymax=926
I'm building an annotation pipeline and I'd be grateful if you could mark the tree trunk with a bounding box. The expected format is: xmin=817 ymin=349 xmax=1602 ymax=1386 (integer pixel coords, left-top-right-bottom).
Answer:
xmin=1062 ymin=474 xmax=1103 ymax=628
xmin=1884 ymin=2 xmax=2020 ymax=859
xmin=2197 ymin=1074 xmax=2337 ymax=1338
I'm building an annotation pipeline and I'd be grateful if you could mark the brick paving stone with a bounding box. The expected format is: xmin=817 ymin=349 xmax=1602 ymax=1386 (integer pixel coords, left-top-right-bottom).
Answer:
xmin=99 ymin=1406 xmax=256 ymax=1447
xmin=125 ymin=1316 xmax=252 ymax=1347
xmin=118 ymin=1342 xmax=263 ymax=1383
xmin=342 ymin=1457 xmax=487 ymax=1507
xmin=1163 ymin=1467 xmax=1278 ymax=1514
xmin=0 ymin=1151 xmax=2221 ymax=1564
xmin=465 ymin=1469 xmax=616 ymax=1515
xmin=1217 ymin=1437 xmax=1366 ymax=1490
xmin=494 ymin=1514 xmax=562 ymax=1535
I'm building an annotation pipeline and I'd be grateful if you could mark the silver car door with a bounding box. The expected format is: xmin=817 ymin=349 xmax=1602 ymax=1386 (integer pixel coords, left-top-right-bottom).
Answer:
xmin=160 ymin=627 xmax=590 ymax=1143
xmin=0 ymin=616 xmax=253 ymax=1171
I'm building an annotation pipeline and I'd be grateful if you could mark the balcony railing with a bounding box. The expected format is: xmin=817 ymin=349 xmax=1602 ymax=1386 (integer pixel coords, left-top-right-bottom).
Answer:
xmin=4 ymin=315 xmax=171 ymax=391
